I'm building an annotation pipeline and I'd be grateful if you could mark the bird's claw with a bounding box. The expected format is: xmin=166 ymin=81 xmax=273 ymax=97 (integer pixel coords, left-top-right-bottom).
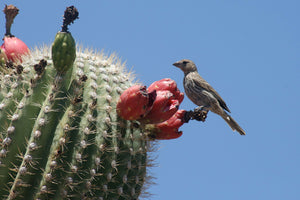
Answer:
xmin=191 ymin=108 xmax=207 ymax=122
xmin=183 ymin=107 xmax=208 ymax=123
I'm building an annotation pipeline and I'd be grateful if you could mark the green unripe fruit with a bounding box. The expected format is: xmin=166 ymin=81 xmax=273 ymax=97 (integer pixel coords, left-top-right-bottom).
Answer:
xmin=51 ymin=32 xmax=76 ymax=74
xmin=0 ymin=46 xmax=152 ymax=199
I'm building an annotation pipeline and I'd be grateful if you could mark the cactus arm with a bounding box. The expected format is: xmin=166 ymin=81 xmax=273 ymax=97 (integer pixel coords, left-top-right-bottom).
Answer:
xmin=35 ymin=102 xmax=85 ymax=199
xmin=8 ymin=65 xmax=75 ymax=199
xmin=56 ymin=56 xmax=100 ymax=198
xmin=0 ymin=62 xmax=56 ymax=195
xmin=34 ymin=60 xmax=86 ymax=199
xmin=86 ymin=57 xmax=147 ymax=199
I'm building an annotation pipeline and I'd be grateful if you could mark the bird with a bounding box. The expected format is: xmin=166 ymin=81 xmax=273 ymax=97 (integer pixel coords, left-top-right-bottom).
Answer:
xmin=173 ymin=59 xmax=245 ymax=135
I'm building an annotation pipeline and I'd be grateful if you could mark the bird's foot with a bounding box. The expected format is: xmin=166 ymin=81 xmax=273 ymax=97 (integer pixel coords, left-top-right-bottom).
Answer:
xmin=184 ymin=107 xmax=208 ymax=123
xmin=192 ymin=107 xmax=208 ymax=122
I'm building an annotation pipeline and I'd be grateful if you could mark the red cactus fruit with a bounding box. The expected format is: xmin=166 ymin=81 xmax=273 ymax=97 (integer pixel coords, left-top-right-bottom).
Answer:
xmin=1 ymin=36 xmax=29 ymax=62
xmin=148 ymin=78 xmax=184 ymax=103
xmin=140 ymin=90 xmax=179 ymax=124
xmin=149 ymin=110 xmax=187 ymax=140
xmin=1 ymin=5 xmax=29 ymax=62
xmin=117 ymin=85 xmax=156 ymax=120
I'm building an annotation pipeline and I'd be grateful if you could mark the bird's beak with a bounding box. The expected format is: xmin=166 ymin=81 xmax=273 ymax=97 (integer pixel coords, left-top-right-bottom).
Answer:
xmin=172 ymin=61 xmax=181 ymax=68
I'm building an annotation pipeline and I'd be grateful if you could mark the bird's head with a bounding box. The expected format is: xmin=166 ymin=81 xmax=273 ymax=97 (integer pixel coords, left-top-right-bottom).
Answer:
xmin=173 ymin=59 xmax=197 ymax=74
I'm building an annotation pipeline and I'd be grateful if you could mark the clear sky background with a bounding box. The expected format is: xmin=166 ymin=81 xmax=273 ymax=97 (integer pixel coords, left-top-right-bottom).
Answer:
xmin=2 ymin=1 xmax=299 ymax=199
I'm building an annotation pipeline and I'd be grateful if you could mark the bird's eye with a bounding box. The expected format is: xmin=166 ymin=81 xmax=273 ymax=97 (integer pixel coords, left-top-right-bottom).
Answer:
xmin=182 ymin=61 xmax=188 ymax=65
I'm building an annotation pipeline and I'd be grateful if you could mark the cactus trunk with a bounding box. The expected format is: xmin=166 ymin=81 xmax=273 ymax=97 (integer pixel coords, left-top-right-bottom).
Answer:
xmin=0 ymin=47 xmax=150 ymax=199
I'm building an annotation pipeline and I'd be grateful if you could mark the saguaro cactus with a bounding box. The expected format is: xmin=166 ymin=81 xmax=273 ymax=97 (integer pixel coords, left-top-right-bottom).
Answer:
xmin=0 ymin=6 xmax=151 ymax=200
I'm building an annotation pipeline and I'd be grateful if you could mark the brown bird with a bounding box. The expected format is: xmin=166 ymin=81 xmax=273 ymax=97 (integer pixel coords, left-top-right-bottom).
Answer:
xmin=173 ymin=59 xmax=245 ymax=135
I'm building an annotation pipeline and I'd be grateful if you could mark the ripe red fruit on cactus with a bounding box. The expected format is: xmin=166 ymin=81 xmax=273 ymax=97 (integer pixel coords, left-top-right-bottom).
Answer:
xmin=148 ymin=78 xmax=184 ymax=103
xmin=140 ymin=90 xmax=180 ymax=124
xmin=117 ymin=85 xmax=156 ymax=120
xmin=150 ymin=110 xmax=187 ymax=140
xmin=1 ymin=36 xmax=29 ymax=62
xmin=1 ymin=5 xmax=29 ymax=62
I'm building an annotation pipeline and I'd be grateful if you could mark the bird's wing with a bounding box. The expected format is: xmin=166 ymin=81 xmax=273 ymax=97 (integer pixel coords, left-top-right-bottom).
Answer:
xmin=192 ymin=73 xmax=231 ymax=113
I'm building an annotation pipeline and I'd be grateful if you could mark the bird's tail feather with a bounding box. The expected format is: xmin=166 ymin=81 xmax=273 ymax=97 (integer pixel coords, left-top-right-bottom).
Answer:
xmin=221 ymin=113 xmax=246 ymax=135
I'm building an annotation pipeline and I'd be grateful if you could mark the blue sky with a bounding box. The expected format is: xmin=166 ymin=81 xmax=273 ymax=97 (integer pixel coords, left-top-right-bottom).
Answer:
xmin=2 ymin=1 xmax=299 ymax=199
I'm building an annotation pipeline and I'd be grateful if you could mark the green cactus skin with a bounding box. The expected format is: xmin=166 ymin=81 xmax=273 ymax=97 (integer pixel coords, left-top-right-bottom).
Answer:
xmin=0 ymin=49 xmax=7 ymax=68
xmin=0 ymin=46 xmax=152 ymax=200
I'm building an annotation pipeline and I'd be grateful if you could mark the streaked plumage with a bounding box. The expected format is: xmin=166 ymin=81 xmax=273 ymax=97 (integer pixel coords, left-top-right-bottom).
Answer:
xmin=173 ymin=59 xmax=245 ymax=135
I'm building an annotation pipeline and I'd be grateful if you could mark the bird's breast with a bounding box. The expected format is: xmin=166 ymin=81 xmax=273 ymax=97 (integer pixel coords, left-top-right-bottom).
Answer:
xmin=184 ymin=75 xmax=207 ymax=106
